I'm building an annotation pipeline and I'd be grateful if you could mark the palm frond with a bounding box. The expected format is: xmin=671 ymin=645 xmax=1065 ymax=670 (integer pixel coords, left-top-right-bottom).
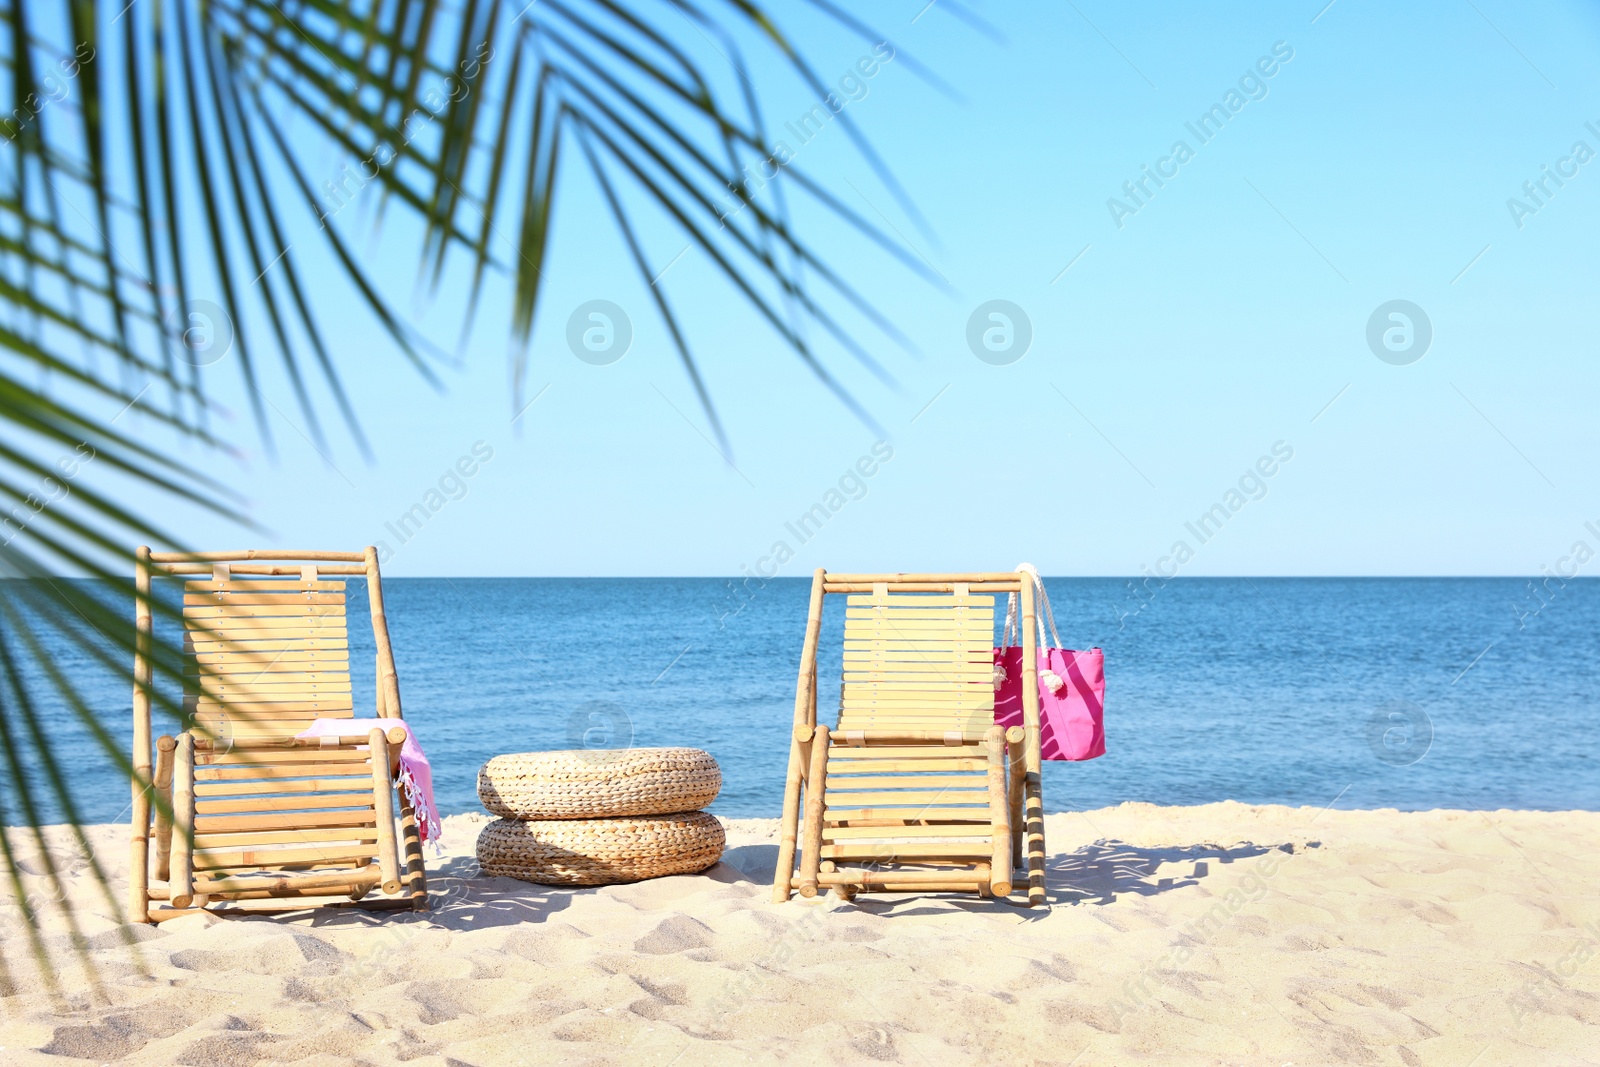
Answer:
xmin=0 ymin=0 xmax=942 ymax=980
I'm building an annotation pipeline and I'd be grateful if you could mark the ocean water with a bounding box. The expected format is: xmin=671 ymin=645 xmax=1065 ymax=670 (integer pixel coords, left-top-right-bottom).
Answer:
xmin=6 ymin=577 xmax=1598 ymax=824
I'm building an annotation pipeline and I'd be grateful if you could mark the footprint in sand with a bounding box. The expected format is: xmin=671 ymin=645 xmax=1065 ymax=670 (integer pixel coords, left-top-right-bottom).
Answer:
xmin=626 ymin=972 xmax=690 ymax=1020
xmin=633 ymin=914 xmax=714 ymax=955
xmin=40 ymin=1008 xmax=195 ymax=1062
xmin=402 ymin=976 xmax=543 ymax=1026
xmin=169 ymin=931 xmax=345 ymax=977
xmin=173 ymin=1030 xmax=281 ymax=1066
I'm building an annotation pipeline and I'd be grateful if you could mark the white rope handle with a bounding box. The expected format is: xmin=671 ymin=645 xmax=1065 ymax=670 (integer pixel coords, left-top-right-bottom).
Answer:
xmin=1004 ymin=563 xmax=1063 ymax=650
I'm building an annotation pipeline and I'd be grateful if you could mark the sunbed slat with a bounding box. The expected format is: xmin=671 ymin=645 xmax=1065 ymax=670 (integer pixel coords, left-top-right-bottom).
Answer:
xmin=185 ymin=612 xmax=346 ymax=628
xmin=195 ymin=827 xmax=380 ymax=848
xmin=825 ymin=808 xmax=992 ymax=823
xmin=819 ymin=789 xmax=989 ymax=804
xmin=187 ymin=637 xmax=348 ymax=652
xmin=198 ymin=749 xmax=376 ymax=767
xmin=820 ymin=842 xmax=993 ymax=859
xmin=196 ymin=794 xmax=375 ymax=814
xmin=196 ymin=809 xmax=379 ymax=833
xmin=191 ymin=699 xmax=353 ymax=712
xmin=826 ymin=758 xmax=988 ymax=773
xmin=187 ymin=658 xmax=351 ymax=674
xmin=184 ymin=593 xmax=346 ymax=606
xmin=183 ymin=580 xmax=346 ymax=592
xmin=187 ymin=673 xmax=353 ymax=688
xmin=192 ymin=844 xmax=381 ymax=869
xmin=822 ymin=824 xmax=993 ymax=840
xmin=196 ymin=762 xmax=373 ymax=780
xmin=829 ymin=746 xmax=987 ymax=759
xmin=195 ymin=778 xmax=375 ymax=796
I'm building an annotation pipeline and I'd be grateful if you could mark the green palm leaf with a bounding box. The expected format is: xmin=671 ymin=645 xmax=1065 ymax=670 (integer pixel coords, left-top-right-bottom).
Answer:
xmin=0 ymin=0 xmax=933 ymax=977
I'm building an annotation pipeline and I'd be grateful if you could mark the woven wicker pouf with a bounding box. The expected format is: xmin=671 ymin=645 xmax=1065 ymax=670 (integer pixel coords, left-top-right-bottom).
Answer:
xmin=477 ymin=747 xmax=721 ymax=820
xmin=477 ymin=812 xmax=726 ymax=885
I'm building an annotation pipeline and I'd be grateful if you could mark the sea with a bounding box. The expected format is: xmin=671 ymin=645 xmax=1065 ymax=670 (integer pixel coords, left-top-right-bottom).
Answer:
xmin=6 ymin=577 xmax=1597 ymax=824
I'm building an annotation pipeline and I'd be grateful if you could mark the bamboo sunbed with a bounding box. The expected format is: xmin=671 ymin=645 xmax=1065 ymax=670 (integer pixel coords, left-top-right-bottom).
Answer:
xmin=773 ymin=571 xmax=1047 ymax=906
xmin=128 ymin=548 xmax=427 ymax=922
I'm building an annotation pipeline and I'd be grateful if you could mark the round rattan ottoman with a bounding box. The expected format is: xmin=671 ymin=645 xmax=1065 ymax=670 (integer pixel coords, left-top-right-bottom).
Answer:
xmin=477 ymin=811 xmax=726 ymax=885
xmin=477 ymin=747 xmax=721 ymax=820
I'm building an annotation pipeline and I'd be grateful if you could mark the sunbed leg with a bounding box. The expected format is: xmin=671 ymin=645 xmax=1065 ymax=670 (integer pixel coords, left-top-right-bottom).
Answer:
xmin=798 ymin=725 xmax=830 ymax=898
xmin=1025 ymin=760 xmax=1047 ymax=907
xmin=773 ymin=724 xmax=810 ymax=903
xmin=130 ymin=546 xmax=155 ymax=924
xmin=1005 ymin=727 xmax=1025 ymax=867
xmin=397 ymin=792 xmax=430 ymax=911
xmin=153 ymin=737 xmax=176 ymax=882
xmin=985 ymin=726 xmax=1013 ymax=897
xmin=1019 ymin=581 xmax=1049 ymax=908
xmin=775 ymin=570 xmax=827 ymax=904
xmin=370 ymin=729 xmax=403 ymax=897
xmin=169 ymin=734 xmax=196 ymax=910
xmin=819 ymin=861 xmax=850 ymax=902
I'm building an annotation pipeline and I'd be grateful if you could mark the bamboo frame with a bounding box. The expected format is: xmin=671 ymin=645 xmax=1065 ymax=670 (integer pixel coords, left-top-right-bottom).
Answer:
xmin=153 ymin=736 xmax=176 ymax=880
xmin=170 ymin=734 xmax=196 ymax=909
xmin=798 ymin=724 xmax=831 ymax=898
xmin=130 ymin=546 xmax=429 ymax=922
xmin=985 ymin=726 xmax=1012 ymax=896
xmin=190 ymin=730 xmax=409 ymax=751
xmin=1006 ymin=726 xmax=1026 ymax=868
xmin=195 ymin=869 xmax=385 ymax=895
xmin=773 ymin=569 xmax=826 ymax=903
xmin=772 ymin=570 xmax=1047 ymax=908
xmin=369 ymin=728 xmax=402 ymax=895
xmin=128 ymin=546 xmax=153 ymax=923
xmin=365 ymin=547 xmax=404 ymax=721
xmin=1019 ymin=578 xmax=1048 ymax=906
xmin=148 ymin=550 xmax=369 ymax=563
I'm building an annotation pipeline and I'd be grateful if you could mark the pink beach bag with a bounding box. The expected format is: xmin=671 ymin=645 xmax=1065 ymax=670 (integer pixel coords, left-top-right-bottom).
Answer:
xmin=993 ymin=565 xmax=1105 ymax=761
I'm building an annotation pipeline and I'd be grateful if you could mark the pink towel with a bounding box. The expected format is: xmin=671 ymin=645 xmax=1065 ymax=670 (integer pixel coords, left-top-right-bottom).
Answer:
xmin=295 ymin=718 xmax=442 ymax=846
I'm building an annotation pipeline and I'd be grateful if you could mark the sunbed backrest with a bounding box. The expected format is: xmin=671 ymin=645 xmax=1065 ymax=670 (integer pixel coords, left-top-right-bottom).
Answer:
xmin=838 ymin=584 xmax=995 ymax=735
xmin=182 ymin=567 xmax=354 ymax=742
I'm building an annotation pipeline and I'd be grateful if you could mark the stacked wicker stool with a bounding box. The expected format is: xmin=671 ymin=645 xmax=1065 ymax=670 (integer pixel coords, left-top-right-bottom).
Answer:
xmin=475 ymin=747 xmax=724 ymax=885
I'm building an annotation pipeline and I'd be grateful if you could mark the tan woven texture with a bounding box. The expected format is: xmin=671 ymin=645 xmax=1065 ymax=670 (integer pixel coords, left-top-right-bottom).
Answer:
xmin=476 ymin=812 xmax=726 ymax=885
xmin=477 ymin=747 xmax=721 ymax=820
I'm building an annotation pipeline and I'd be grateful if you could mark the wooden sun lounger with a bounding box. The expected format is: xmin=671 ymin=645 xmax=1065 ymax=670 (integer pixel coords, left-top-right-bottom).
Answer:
xmin=128 ymin=548 xmax=427 ymax=922
xmin=772 ymin=570 xmax=1047 ymax=906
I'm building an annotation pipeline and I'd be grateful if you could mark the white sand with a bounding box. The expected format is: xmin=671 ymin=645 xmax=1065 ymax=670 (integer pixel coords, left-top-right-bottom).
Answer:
xmin=2 ymin=803 xmax=1597 ymax=1065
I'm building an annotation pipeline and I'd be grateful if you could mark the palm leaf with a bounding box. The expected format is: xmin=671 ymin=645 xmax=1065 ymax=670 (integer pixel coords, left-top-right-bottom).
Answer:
xmin=0 ymin=0 xmax=943 ymax=980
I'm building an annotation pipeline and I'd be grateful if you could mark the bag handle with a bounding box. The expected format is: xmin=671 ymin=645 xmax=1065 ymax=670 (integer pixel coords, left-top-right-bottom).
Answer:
xmin=1004 ymin=563 xmax=1063 ymax=650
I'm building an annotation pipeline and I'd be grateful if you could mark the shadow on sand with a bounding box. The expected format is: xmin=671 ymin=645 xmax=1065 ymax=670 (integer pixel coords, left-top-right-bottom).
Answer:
xmin=712 ymin=839 xmax=1311 ymax=919
xmin=184 ymin=838 xmax=1314 ymax=928
xmin=291 ymin=854 xmax=576 ymax=931
xmin=1049 ymin=839 xmax=1309 ymax=906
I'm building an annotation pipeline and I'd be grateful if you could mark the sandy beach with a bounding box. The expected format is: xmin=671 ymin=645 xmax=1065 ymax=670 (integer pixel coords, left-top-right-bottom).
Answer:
xmin=2 ymin=803 xmax=1597 ymax=1066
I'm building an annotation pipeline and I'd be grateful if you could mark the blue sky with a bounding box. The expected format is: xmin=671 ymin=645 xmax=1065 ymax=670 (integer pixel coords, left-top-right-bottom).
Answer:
xmin=143 ymin=0 xmax=1600 ymax=576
